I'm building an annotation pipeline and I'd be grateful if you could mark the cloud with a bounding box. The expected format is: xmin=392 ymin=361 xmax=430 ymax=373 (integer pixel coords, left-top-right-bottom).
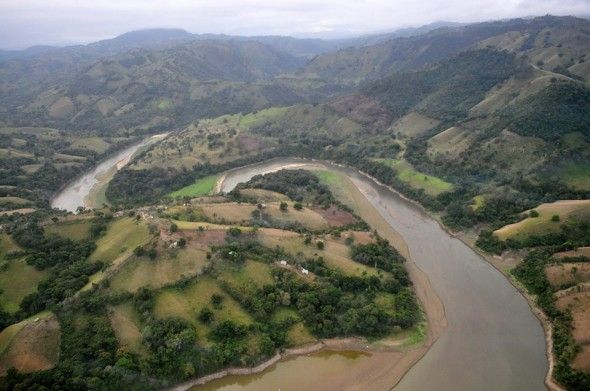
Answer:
xmin=1 ymin=0 xmax=589 ymax=48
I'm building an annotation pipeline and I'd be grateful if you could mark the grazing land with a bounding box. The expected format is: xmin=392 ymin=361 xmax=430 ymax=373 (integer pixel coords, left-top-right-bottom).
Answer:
xmin=169 ymin=175 xmax=219 ymax=198
xmin=494 ymin=200 xmax=590 ymax=241
xmin=0 ymin=312 xmax=60 ymax=375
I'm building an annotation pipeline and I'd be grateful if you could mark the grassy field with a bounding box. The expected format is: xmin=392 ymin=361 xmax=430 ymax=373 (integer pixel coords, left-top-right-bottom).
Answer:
xmin=108 ymin=302 xmax=146 ymax=355
xmin=390 ymin=112 xmax=440 ymax=138
xmin=70 ymin=137 xmax=110 ymax=153
xmin=0 ymin=197 xmax=30 ymax=206
xmin=44 ymin=219 xmax=92 ymax=241
xmin=494 ymin=200 xmax=590 ymax=241
xmin=257 ymin=228 xmax=380 ymax=277
xmin=470 ymin=195 xmax=485 ymax=211
xmin=89 ymin=217 xmax=151 ymax=264
xmin=201 ymin=202 xmax=329 ymax=230
xmin=109 ymin=247 xmax=209 ymax=292
xmin=376 ymin=159 xmax=453 ymax=196
xmin=216 ymin=260 xmax=274 ymax=291
xmin=0 ymin=234 xmax=48 ymax=313
xmin=0 ymin=259 xmax=48 ymax=313
xmin=153 ymin=277 xmax=252 ymax=343
xmin=270 ymin=308 xmax=316 ymax=346
xmin=561 ymin=162 xmax=590 ymax=190
xmin=0 ymin=311 xmax=60 ymax=375
xmin=209 ymin=107 xmax=290 ymax=129
xmin=169 ymin=175 xmax=218 ymax=198
xmin=314 ymin=170 xmax=340 ymax=186
xmin=545 ymin=262 xmax=590 ymax=289
xmin=238 ymin=188 xmax=289 ymax=202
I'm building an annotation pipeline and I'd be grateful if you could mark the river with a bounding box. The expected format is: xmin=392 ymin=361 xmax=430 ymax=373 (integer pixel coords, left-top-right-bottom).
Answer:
xmin=203 ymin=158 xmax=548 ymax=390
xmin=51 ymin=152 xmax=548 ymax=390
xmin=51 ymin=134 xmax=167 ymax=212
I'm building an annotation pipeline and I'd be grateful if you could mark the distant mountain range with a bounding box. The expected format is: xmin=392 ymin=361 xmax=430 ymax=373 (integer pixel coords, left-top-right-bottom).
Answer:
xmin=0 ymin=21 xmax=462 ymax=62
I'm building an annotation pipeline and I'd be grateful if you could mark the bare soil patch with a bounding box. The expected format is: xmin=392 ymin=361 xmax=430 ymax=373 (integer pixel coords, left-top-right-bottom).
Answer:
xmin=312 ymin=205 xmax=356 ymax=226
xmin=546 ymin=263 xmax=590 ymax=289
xmin=0 ymin=313 xmax=60 ymax=375
xmin=556 ymin=291 xmax=590 ymax=371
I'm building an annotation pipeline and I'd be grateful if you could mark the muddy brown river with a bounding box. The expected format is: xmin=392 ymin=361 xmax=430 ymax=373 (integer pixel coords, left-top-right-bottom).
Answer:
xmin=204 ymin=158 xmax=548 ymax=390
xmin=52 ymin=154 xmax=548 ymax=390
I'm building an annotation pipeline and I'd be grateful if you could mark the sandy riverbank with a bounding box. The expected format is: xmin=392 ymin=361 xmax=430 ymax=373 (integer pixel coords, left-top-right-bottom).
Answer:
xmin=174 ymin=163 xmax=448 ymax=391
xmin=337 ymin=162 xmax=557 ymax=391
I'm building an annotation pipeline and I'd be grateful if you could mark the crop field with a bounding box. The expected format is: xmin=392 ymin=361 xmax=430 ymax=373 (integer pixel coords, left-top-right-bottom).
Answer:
xmin=44 ymin=219 xmax=92 ymax=241
xmin=108 ymin=302 xmax=146 ymax=355
xmin=376 ymin=159 xmax=453 ymax=196
xmin=0 ymin=312 xmax=60 ymax=375
xmin=169 ymin=175 xmax=218 ymax=198
xmin=89 ymin=217 xmax=151 ymax=264
xmin=109 ymin=247 xmax=209 ymax=292
xmin=153 ymin=277 xmax=252 ymax=342
xmin=494 ymin=200 xmax=590 ymax=241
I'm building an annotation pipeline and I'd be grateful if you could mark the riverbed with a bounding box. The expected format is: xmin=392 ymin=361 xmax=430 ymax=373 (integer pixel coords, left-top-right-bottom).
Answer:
xmin=51 ymin=153 xmax=548 ymax=390
xmin=51 ymin=134 xmax=167 ymax=212
xmin=200 ymin=158 xmax=548 ymax=390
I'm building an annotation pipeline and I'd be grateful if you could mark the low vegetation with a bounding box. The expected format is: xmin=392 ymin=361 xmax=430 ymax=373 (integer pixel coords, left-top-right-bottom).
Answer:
xmin=0 ymin=170 xmax=419 ymax=389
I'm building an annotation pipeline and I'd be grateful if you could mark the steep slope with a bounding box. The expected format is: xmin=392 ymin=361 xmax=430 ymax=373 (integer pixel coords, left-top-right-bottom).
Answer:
xmin=0 ymin=40 xmax=309 ymax=134
xmin=299 ymin=15 xmax=590 ymax=84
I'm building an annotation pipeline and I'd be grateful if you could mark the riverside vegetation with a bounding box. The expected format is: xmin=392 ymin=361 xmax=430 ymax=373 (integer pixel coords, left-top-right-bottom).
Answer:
xmin=0 ymin=170 xmax=419 ymax=389
xmin=0 ymin=14 xmax=589 ymax=391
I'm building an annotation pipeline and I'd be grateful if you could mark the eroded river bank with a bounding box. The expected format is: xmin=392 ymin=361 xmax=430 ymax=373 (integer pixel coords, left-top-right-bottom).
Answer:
xmin=51 ymin=155 xmax=548 ymax=390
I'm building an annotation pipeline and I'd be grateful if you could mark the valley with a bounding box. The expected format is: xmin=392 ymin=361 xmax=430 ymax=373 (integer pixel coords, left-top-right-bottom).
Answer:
xmin=0 ymin=13 xmax=589 ymax=391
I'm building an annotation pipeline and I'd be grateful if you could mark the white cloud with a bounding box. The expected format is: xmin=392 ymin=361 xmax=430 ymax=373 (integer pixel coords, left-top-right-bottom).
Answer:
xmin=0 ymin=0 xmax=589 ymax=48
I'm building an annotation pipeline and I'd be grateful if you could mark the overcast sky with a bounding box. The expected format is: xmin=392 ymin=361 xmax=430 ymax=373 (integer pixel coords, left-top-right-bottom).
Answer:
xmin=1 ymin=0 xmax=590 ymax=49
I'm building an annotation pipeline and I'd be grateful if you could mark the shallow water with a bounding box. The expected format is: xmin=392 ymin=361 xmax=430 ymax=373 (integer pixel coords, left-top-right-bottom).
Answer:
xmin=51 ymin=135 xmax=165 ymax=212
xmin=54 ymin=151 xmax=548 ymax=390
xmin=204 ymin=158 xmax=548 ymax=391
xmin=195 ymin=351 xmax=371 ymax=391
